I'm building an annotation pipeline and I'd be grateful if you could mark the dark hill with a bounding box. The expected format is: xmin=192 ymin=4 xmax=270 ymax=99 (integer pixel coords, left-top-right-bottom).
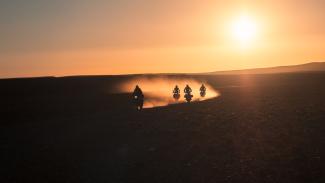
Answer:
xmin=210 ymin=62 xmax=325 ymax=75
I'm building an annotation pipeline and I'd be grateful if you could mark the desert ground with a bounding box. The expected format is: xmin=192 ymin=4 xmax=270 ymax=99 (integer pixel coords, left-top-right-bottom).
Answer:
xmin=1 ymin=72 xmax=325 ymax=183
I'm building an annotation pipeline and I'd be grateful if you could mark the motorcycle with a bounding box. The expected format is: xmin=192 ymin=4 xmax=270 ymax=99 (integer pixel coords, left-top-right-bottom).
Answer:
xmin=200 ymin=90 xmax=206 ymax=97
xmin=133 ymin=94 xmax=144 ymax=110
xmin=184 ymin=93 xmax=193 ymax=103
xmin=173 ymin=92 xmax=181 ymax=100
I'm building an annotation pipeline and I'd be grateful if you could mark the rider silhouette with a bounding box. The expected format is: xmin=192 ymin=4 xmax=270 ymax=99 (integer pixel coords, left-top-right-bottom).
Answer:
xmin=184 ymin=84 xmax=192 ymax=94
xmin=133 ymin=85 xmax=144 ymax=99
xmin=200 ymin=84 xmax=206 ymax=93
xmin=200 ymin=84 xmax=206 ymax=97
xmin=184 ymin=84 xmax=193 ymax=102
xmin=173 ymin=85 xmax=180 ymax=94
xmin=133 ymin=85 xmax=144 ymax=110
xmin=173 ymin=85 xmax=181 ymax=100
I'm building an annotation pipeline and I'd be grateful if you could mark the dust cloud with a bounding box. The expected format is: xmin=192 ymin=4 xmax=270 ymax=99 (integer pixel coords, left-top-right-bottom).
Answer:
xmin=117 ymin=77 xmax=220 ymax=108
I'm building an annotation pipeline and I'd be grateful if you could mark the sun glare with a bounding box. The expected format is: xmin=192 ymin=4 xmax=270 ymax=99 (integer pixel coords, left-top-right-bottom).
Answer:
xmin=231 ymin=15 xmax=258 ymax=46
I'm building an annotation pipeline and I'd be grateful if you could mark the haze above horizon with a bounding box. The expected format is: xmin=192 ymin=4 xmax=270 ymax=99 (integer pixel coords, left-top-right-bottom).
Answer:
xmin=1 ymin=0 xmax=325 ymax=78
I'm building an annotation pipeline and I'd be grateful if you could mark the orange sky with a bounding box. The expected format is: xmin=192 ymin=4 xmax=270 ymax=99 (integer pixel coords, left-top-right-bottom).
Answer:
xmin=1 ymin=0 xmax=325 ymax=78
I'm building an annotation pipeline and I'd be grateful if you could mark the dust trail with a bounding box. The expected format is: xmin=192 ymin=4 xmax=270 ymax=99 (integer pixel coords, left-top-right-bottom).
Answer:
xmin=117 ymin=77 xmax=220 ymax=108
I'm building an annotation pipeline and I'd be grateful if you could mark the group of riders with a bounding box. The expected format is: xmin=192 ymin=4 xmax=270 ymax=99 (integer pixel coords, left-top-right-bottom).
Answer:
xmin=172 ymin=84 xmax=206 ymax=101
xmin=132 ymin=84 xmax=207 ymax=110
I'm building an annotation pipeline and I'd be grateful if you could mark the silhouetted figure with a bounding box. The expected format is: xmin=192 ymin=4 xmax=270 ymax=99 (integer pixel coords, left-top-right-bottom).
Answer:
xmin=184 ymin=84 xmax=192 ymax=94
xmin=200 ymin=84 xmax=206 ymax=97
xmin=132 ymin=85 xmax=144 ymax=110
xmin=173 ymin=85 xmax=181 ymax=100
xmin=184 ymin=84 xmax=193 ymax=103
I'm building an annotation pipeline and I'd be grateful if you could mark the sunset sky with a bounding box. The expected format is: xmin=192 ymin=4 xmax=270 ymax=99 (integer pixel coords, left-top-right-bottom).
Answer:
xmin=1 ymin=0 xmax=325 ymax=78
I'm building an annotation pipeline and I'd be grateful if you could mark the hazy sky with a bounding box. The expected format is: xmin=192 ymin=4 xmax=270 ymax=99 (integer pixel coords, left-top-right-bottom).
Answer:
xmin=1 ymin=0 xmax=325 ymax=78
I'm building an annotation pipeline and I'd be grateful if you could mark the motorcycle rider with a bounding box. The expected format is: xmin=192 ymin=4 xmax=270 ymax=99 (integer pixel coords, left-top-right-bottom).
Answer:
xmin=200 ymin=84 xmax=206 ymax=97
xmin=133 ymin=85 xmax=144 ymax=99
xmin=133 ymin=85 xmax=144 ymax=110
xmin=200 ymin=84 xmax=206 ymax=93
xmin=173 ymin=85 xmax=180 ymax=94
xmin=184 ymin=84 xmax=192 ymax=95
xmin=184 ymin=84 xmax=193 ymax=102
xmin=173 ymin=85 xmax=181 ymax=100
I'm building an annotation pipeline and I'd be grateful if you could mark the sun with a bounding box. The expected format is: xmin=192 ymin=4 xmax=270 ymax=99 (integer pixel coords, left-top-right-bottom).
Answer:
xmin=231 ymin=15 xmax=258 ymax=45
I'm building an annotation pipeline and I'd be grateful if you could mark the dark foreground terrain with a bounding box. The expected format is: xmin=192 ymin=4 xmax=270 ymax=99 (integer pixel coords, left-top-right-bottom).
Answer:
xmin=1 ymin=73 xmax=325 ymax=183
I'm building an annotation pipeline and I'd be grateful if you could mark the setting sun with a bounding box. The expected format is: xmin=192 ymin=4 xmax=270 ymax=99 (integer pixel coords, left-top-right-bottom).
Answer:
xmin=231 ymin=15 xmax=258 ymax=46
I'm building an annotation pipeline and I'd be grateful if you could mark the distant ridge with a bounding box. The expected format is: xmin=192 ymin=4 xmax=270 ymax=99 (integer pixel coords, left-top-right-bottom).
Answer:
xmin=2 ymin=62 xmax=325 ymax=80
xmin=210 ymin=62 xmax=325 ymax=75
